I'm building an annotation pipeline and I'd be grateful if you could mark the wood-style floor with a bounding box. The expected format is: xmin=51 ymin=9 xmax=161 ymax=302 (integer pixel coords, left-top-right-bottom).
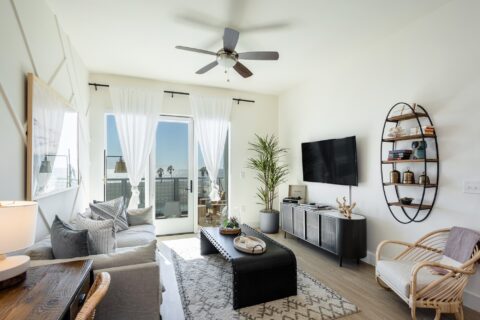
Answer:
xmin=157 ymin=232 xmax=479 ymax=320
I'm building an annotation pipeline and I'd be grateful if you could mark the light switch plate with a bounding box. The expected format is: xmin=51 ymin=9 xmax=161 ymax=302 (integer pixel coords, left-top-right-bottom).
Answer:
xmin=464 ymin=181 xmax=480 ymax=194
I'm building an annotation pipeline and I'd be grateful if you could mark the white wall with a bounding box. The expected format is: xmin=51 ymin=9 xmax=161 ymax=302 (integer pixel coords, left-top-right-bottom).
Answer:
xmin=278 ymin=0 xmax=480 ymax=310
xmin=0 ymin=0 xmax=89 ymax=239
xmin=88 ymin=73 xmax=278 ymax=227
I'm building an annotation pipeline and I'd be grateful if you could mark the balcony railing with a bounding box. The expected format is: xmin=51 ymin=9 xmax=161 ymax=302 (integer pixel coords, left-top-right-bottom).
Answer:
xmin=105 ymin=176 xmax=225 ymax=218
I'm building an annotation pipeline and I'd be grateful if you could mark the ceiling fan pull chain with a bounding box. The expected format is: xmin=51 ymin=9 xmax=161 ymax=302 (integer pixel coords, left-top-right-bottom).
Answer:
xmin=225 ymin=68 xmax=230 ymax=82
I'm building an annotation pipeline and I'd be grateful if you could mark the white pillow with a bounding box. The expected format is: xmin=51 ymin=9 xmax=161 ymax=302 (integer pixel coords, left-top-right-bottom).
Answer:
xmin=127 ymin=206 xmax=154 ymax=226
xmin=75 ymin=214 xmax=116 ymax=254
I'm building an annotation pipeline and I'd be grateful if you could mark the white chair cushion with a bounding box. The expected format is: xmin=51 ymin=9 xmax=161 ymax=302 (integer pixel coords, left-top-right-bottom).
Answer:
xmin=376 ymin=260 xmax=443 ymax=299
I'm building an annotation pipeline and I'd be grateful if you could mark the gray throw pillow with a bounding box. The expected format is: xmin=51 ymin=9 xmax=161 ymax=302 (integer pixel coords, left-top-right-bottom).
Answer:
xmin=90 ymin=197 xmax=129 ymax=231
xmin=127 ymin=206 xmax=154 ymax=226
xmin=75 ymin=215 xmax=116 ymax=254
xmin=51 ymin=215 xmax=90 ymax=259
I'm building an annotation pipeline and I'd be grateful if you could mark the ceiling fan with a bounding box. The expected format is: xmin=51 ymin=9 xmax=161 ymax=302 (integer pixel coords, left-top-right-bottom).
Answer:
xmin=175 ymin=27 xmax=279 ymax=78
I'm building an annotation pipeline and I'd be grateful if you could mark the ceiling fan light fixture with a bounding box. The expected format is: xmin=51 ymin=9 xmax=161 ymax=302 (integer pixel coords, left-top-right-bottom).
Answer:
xmin=216 ymin=52 xmax=237 ymax=69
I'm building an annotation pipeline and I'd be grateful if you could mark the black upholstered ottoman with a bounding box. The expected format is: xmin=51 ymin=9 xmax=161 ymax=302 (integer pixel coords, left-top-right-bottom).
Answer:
xmin=200 ymin=224 xmax=297 ymax=309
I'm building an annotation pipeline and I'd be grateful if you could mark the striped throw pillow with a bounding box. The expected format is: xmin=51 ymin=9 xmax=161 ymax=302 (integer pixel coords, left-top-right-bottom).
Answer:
xmin=90 ymin=197 xmax=129 ymax=232
xmin=75 ymin=214 xmax=116 ymax=254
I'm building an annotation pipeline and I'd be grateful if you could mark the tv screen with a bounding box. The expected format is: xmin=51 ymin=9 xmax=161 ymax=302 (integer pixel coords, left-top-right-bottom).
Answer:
xmin=302 ymin=136 xmax=358 ymax=186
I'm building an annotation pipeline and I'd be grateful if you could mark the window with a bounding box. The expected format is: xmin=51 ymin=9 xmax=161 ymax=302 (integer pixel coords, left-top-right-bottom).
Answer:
xmin=197 ymin=134 xmax=229 ymax=227
xmin=105 ymin=114 xmax=146 ymax=207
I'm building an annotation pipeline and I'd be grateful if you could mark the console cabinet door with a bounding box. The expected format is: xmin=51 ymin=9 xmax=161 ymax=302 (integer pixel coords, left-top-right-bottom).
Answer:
xmin=293 ymin=206 xmax=305 ymax=239
xmin=281 ymin=203 xmax=294 ymax=234
xmin=305 ymin=210 xmax=320 ymax=246
xmin=321 ymin=215 xmax=338 ymax=254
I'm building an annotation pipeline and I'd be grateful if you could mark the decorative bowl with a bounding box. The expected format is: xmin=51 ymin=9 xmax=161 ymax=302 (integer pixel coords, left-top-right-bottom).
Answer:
xmin=219 ymin=227 xmax=241 ymax=235
xmin=400 ymin=197 xmax=414 ymax=205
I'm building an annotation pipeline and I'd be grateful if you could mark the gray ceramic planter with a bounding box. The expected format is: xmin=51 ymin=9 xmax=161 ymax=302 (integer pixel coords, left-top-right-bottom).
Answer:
xmin=260 ymin=210 xmax=279 ymax=233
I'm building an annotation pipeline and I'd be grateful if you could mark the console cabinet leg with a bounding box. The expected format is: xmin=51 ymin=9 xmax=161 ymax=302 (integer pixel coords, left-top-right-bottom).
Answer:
xmin=339 ymin=256 xmax=343 ymax=267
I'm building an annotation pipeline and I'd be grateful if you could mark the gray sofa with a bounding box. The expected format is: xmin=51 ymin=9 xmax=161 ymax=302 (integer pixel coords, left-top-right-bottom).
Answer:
xmin=25 ymin=224 xmax=162 ymax=320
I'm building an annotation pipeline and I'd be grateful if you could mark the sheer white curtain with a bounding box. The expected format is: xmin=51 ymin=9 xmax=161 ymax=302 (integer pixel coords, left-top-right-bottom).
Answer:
xmin=110 ymin=86 xmax=162 ymax=209
xmin=190 ymin=94 xmax=232 ymax=201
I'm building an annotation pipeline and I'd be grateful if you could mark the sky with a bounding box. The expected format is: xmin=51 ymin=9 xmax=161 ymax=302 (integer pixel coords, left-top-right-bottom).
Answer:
xmin=106 ymin=115 xmax=215 ymax=177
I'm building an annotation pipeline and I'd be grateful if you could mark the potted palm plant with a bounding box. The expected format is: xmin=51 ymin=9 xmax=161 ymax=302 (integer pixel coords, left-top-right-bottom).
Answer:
xmin=247 ymin=134 xmax=288 ymax=233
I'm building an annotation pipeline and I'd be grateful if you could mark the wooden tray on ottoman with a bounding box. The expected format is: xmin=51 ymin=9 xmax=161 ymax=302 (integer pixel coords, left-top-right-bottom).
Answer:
xmin=219 ymin=227 xmax=241 ymax=235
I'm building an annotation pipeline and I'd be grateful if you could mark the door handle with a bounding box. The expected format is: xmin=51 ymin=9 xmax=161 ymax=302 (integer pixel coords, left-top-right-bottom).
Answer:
xmin=184 ymin=180 xmax=193 ymax=193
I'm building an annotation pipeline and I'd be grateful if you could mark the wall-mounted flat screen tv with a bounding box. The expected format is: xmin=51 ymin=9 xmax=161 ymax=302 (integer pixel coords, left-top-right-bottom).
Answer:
xmin=301 ymin=136 xmax=358 ymax=186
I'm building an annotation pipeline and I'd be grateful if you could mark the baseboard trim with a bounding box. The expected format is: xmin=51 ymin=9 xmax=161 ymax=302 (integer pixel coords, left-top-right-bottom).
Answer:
xmin=364 ymin=250 xmax=480 ymax=312
xmin=362 ymin=250 xmax=376 ymax=266
xmin=464 ymin=290 xmax=480 ymax=312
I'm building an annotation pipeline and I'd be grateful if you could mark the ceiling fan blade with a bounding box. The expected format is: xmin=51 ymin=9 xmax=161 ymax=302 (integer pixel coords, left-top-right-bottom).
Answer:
xmin=233 ymin=62 xmax=253 ymax=78
xmin=241 ymin=22 xmax=290 ymax=33
xmin=238 ymin=51 xmax=279 ymax=60
xmin=196 ymin=61 xmax=218 ymax=74
xmin=175 ymin=46 xmax=217 ymax=56
xmin=175 ymin=12 xmax=222 ymax=31
xmin=223 ymin=28 xmax=239 ymax=52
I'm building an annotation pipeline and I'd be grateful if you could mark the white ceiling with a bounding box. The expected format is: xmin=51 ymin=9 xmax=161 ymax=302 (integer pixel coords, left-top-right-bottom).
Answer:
xmin=48 ymin=0 xmax=449 ymax=95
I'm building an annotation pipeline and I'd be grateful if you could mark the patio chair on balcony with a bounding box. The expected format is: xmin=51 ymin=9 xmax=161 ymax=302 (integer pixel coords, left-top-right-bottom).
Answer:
xmin=164 ymin=201 xmax=181 ymax=218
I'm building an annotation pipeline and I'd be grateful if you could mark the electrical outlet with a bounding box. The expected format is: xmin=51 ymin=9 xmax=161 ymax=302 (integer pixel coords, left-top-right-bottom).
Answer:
xmin=241 ymin=170 xmax=246 ymax=178
xmin=464 ymin=181 xmax=480 ymax=194
xmin=241 ymin=205 xmax=246 ymax=213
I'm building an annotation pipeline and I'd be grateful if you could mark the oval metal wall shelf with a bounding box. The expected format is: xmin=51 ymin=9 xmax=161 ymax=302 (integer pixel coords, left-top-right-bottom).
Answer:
xmin=380 ymin=102 xmax=439 ymax=224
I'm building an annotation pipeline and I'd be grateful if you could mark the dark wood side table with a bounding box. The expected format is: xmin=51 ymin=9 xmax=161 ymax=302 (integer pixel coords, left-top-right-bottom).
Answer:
xmin=0 ymin=259 xmax=93 ymax=320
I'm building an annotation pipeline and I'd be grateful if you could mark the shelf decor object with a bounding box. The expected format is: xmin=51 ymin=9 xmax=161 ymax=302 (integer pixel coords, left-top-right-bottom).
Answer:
xmin=0 ymin=201 xmax=37 ymax=289
xmin=380 ymin=103 xmax=439 ymax=224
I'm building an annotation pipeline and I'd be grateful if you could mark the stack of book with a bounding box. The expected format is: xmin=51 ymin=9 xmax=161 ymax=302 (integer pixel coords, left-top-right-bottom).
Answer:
xmin=423 ymin=126 xmax=435 ymax=135
xmin=388 ymin=149 xmax=412 ymax=160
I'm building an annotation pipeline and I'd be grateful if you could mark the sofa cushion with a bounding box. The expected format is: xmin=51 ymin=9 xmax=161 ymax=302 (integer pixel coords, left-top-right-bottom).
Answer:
xmin=29 ymin=240 xmax=157 ymax=271
xmin=90 ymin=197 xmax=129 ymax=232
xmin=376 ymin=260 xmax=443 ymax=298
xmin=92 ymin=240 xmax=157 ymax=270
xmin=127 ymin=206 xmax=154 ymax=226
xmin=116 ymin=224 xmax=156 ymax=248
xmin=51 ymin=215 xmax=90 ymax=259
xmin=24 ymin=236 xmax=53 ymax=260
xmin=75 ymin=215 xmax=116 ymax=254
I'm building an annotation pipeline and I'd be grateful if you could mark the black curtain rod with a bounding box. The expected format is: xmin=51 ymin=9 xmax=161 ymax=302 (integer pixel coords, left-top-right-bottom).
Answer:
xmin=88 ymin=82 xmax=255 ymax=104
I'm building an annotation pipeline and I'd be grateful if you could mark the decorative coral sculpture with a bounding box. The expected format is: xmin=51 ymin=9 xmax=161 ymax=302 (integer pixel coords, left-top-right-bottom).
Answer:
xmin=336 ymin=196 xmax=356 ymax=219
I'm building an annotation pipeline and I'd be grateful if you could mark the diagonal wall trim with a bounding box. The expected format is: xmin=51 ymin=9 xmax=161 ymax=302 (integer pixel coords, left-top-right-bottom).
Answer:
xmin=48 ymin=57 xmax=66 ymax=85
xmin=10 ymin=0 xmax=39 ymax=77
xmin=38 ymin=206 xmax=51 ymax=232
xmin=54 ymin=15 xmax=76 ymax=104
xmin=0 ymin=82 xmax=27 ymax=144
xmin=66 ymin=35 xmax=84 ymax=109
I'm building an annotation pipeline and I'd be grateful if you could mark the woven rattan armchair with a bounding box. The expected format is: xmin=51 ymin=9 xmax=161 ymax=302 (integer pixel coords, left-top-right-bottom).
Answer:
xmin=76 ymin=272 xmax=111 ymax=320
xmin=376 ymin=228 xmax=480 ymax=320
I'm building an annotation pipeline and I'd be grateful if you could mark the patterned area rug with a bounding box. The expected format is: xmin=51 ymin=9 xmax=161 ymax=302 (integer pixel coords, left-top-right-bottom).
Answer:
xmin=165 ymin=237 xmax=359 ymax=320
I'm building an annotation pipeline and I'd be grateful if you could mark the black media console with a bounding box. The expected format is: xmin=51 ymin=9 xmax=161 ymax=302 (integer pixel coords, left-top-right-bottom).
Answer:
xmin=281 ymin=203 xmax=367 ymax=266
